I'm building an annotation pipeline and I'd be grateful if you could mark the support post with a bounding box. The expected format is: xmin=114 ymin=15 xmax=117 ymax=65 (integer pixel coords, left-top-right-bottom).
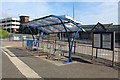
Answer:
xmin=92 ymin=47 xmax=94 ymax=60
xmin=60 ymin=32 xmax=61 ymax=40
xmin=96 ymin=48 xmax=98 ymax=58
xmin=26 ymin=25 xmax=35 ymax=46
xmin=22 ymin=37 xmax=24 ymax=47
xmin=55 ymin=40 xmax=56 ymax=51
xmin=74 ymin=41 xmax=76 ymax=54
xmin=53 ymin=37 xmax=54 ymax=50
xmin=58 ymin=17 xmax=82 ymax=64
xmin=47 ymin=40 xmax=48 ymax=49
xmin=112 ymin=32 xmax=115 ymax=67
xmin=92 ymin=32 xmax=94 ymax=60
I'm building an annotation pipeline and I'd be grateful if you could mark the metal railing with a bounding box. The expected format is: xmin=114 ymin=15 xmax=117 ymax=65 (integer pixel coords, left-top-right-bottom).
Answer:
xmin=6 ymin=33 xmax=119 ymax=66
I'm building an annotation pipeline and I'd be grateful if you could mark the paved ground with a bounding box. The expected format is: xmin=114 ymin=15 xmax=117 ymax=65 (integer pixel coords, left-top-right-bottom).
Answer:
xmin=18 ymin=55 xmax=118 ymax=78
xmin=2 ymin=52 xmax=25 ymax=78
xmin=1 ymin=40 xmax=120 ymax=80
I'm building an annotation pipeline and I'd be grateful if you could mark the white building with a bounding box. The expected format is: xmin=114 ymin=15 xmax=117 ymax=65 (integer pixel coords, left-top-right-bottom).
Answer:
xmin=0 ymin=17 xmax=20 ymax=33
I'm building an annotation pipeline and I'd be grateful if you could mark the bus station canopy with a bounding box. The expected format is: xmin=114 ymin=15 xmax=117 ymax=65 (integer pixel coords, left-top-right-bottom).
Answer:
xmin=22 ymin=15 xmax=85 ymax=34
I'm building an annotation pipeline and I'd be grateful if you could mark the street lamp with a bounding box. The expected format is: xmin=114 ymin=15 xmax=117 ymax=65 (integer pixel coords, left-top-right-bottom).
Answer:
xmin=73 ymin=0 xmax=75 ymax=20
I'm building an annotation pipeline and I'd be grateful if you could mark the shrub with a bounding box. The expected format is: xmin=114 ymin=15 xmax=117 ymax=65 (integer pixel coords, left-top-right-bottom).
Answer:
xmin=0 ymin=30 xmax=9 ymax=38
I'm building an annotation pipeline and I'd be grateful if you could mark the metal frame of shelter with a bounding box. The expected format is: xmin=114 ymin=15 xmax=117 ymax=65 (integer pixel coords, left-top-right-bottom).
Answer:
xmin=22 ymin=15 xmax=86 ymax=63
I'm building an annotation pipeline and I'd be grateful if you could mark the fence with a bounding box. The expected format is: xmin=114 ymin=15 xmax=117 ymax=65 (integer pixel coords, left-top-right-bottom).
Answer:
xmin=75 ymin=41 xmax=119 ymax=66
xmin=7 ymin=33 xmax=33 ymax=41
xmin=6 ymin=33 xmax=119 ymax=66
xmin=36 ymin=37 xmax=119 ymax=66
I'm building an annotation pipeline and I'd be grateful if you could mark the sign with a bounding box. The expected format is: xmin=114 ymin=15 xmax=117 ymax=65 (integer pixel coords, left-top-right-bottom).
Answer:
xmin=14 ymin=36 xmax=19 ymax=40
xmin=93 ymin=34 xmax=101 ymax=48
xmin=27 ymin=40 xmax=33 ymax=46
xmin=93 ymin=32 xmax=114 ymax=50
xmin=23 ymin=36 xmax=26 ymax=40
xmin=102 ymin=34 xmax=112 ymax=49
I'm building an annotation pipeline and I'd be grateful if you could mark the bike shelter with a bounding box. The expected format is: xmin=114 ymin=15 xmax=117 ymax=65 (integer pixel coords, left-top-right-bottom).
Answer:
xmin=22 ymin=15 xmax=86 ymax=63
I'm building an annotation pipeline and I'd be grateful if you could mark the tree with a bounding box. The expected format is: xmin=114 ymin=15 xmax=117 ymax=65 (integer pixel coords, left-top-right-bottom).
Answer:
xmin=0 ymin=25 xmax=4 ymax=30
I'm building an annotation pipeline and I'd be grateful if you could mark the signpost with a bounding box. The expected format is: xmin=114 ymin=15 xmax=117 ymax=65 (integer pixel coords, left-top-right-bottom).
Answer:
xmin=92 ymin=32 xmax=115 ymax=66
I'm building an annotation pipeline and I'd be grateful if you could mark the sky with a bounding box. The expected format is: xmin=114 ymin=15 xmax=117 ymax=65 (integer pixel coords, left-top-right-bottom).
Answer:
xmin=1 ymin=0 xmax=119 ymax=25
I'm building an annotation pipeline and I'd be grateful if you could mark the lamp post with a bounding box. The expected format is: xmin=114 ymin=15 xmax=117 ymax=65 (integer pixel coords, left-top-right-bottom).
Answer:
xmin=73 ymin=0 xmax=75 ymax=20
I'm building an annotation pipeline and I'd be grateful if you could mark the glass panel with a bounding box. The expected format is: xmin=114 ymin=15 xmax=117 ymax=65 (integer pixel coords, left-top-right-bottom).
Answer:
xmin=54 ymin=24 xmax=66 ymax=32
xmin=23 ymin=15 xmax=83 ymax=33
xmin=65 ymin=23 xmax=79 ymax=31
xmin=39 ymin=27 xmax=52 ymax=33
xmin=47 ymin=26 xmax=61 ymax=32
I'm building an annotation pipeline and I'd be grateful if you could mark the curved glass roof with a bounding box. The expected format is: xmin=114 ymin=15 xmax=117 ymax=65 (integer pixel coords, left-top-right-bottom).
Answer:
xmin=22 ymin=15 xmax=85 ymax=34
